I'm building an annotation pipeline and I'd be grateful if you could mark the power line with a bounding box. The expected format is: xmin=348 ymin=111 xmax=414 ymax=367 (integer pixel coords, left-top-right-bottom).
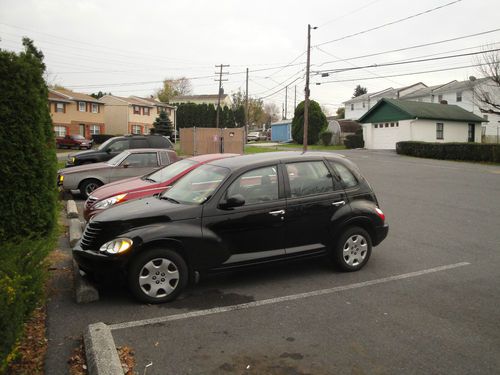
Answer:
xmin=313 ymin=62 xmax=496 ymax=85
xmin=313 ymin=28 xmax=500 ymax=68
xmin=315 ymin=0 xmax=463 ymax=47
xmin=314 ymin=47 xmax=500 ymax=75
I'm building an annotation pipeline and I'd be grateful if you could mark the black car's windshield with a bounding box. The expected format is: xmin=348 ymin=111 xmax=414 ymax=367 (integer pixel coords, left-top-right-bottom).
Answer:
xmin=145 ymin=159 xmax=198 ymax=183
xmin=161 ymin=164 xmax=229 ymax=205
xmin=97 ymin=138 xmax=114 ymax=151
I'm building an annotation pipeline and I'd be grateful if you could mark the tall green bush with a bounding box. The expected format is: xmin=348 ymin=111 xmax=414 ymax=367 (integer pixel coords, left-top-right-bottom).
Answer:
xmin=292 ymin=100 xmax=327 ymax=145
xmin=0 ymin=39 xmax=58 ymax=371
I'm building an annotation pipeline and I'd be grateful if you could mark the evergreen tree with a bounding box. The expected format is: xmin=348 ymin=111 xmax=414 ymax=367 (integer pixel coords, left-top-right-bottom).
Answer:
xmin=353 ymin=85 xmax=368 ymax=98
xmin=291 ymin=100 xmax=327 ymax=145
xmin=152 ymin=111 xmax=174 ymax=137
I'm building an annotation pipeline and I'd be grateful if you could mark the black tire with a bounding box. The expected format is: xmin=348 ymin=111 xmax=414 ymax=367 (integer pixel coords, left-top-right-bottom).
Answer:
xmin=79 ymin=179 xmax=103 ymax=199
xmin=332 ymin=226 xmax=372 ymax=272
xmin=128 ymin=248 xmax=188 ymax=304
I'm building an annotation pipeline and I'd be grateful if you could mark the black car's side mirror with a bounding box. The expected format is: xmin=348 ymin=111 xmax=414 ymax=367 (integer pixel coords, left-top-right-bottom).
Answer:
xmin=219 ymin=194 xmax=245 ymax=209
xmin=106 ymin=148 xmax=112 ymax=153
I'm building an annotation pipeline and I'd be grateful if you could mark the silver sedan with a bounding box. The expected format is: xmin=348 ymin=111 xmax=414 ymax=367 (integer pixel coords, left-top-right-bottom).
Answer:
xmin=57 ymin=148 xmax=178 ymax=198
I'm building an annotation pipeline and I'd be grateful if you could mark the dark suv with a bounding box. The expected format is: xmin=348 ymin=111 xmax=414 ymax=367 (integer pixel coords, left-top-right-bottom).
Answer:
xmin=73 ymin=152 xmax=388 ymax=303
xmin=66 ymin=135 xmax=173 ymax=167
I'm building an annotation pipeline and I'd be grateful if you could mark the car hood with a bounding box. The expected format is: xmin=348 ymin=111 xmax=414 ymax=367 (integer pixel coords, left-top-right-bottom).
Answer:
xmin=59 ymin=162 xmax=111 ymax=175
xmin=69 ymin=149 xmax=101 ymax=158
xmin=90 ymin=176 xmax=162 ymax=200
xmin=91 ymin=196 xmax=201 ymax=227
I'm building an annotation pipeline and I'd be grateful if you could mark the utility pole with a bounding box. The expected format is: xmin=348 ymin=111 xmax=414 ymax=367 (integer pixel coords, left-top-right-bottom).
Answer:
xmin=303 ymin=24 xmax=316 ymax=152
xmin=245 ymin=68 xmax=249 ymax=136
xmin=284 ymin=85 xmax=288 ymax=119
xmin=215 ymin=64 xmax=230 ymax=129
xmin=294 ymin=85 xmax=297 ymax=113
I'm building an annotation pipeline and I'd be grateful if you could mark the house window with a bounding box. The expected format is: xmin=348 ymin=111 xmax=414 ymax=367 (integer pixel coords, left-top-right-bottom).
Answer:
xmin=132 ymin=125 xmax=142 ymax=134
xmin=350 ymin=104 xmax=354 ymax=111
xmin=78 ymin=102 xmax=86 ymax=112
xmin=374 ymin=124 xmax=378 ymax=128
xmin=483 ymin=115 xmax=488 ymax=121
xmin=396 ymin=122 xmax=399 ymax=127
xmin=390 ymin=123 xmax=394 ymax=127
xmin=431 ymin=95 xmax=435 ymax=103
xmin=133 ymin=106 xmax=141 ymax=114
xmin=385 ymin=123 xmax=389 ymax=128
xmin=436 ymin=123 xmax=444 ymax=140
xmin=144 ymin=107 xmax=150 ymax=116
xmin=456 ymin=92 xmax=462 ymax=102
xmin=90 ymin=125 xmax=100 ymax=135
xmin=92 ymin=103 xmax=98 ymax=113
xmin=54 ymin=126 xmax=66 ymax=137
xmin=362 ymin=101 xmax=365 ymax=108
xmin=438 ymin=94 xmax=443 ymax=102
xmin=56 ymin=103 xmax=65 ymax=113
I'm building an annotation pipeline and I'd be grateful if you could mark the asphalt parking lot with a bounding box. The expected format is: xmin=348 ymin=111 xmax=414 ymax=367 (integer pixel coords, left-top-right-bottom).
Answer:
xmin=47 ymin=150 xmax=500 ymax=374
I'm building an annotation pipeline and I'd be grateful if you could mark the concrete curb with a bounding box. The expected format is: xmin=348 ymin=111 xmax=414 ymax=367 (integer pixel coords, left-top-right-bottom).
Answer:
xmin=67 ymin=200 xmax=79 ymax=218
xmin=84 ymin=322 xmax=123 ymax=375
xmin=73 ymin=259 xmax=99 ymax=303
xmin=69 ymin=218 xmax=83 ymax=247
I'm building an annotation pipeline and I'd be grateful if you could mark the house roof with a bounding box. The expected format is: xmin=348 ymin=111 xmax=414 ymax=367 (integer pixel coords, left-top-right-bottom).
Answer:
xmin=132 ymin=96 xmax=176 ymax=108
xmin=172 ymin=94 xmax=229 ymax=101
xmin=106 ymin=95 xmax=154 ymax=107
xmin=49 ymin=89 xmax=102 ymax=104
xmin=343 ymin=83 xmax=427 ymax=104
xmin=358 ymin=98 xmax=486 ymax=123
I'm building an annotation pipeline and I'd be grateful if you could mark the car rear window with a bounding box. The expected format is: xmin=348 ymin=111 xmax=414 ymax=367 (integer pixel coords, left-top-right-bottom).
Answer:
xmin=330 ymin=162 xmax=358 ymax=188
xmin=149 ymin=136 xmax=173 ymax=149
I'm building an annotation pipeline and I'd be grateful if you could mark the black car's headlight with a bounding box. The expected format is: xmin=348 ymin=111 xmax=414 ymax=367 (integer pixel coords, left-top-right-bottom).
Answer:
xmin=99 ymin=238 xmax=133 ymax=254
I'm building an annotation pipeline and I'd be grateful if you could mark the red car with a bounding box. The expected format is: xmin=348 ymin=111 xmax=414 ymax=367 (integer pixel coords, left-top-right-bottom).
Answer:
xmin=83 ymin=153 xmax=238 ymax=221
xmin=56 ymin=135 xmax=93 ymax=149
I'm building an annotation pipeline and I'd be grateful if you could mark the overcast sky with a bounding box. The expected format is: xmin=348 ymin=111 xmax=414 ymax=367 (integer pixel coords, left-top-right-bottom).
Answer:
xmin=1 ymin=0 xmax=499 ymax=116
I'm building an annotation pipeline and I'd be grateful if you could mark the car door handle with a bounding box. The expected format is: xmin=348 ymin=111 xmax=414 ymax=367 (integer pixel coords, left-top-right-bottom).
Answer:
xmin=332 ymin=200 xmax=345 ymax=207
xmin=269 ymin=209 xmax=285 ymax=216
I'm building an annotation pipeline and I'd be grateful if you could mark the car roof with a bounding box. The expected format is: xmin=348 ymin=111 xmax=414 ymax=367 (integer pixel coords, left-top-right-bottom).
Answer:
xmin=208 ymin=151 xmax=345 ymax=170
xmin=187 ymin=153 xmax=240 ymax=163
xmin=123 ymin=148 xmax=174 ymax=153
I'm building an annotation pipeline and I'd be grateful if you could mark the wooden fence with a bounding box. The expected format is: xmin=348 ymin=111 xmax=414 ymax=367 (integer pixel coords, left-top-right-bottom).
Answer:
xmin=180 ymin=127 xmax=244 ymax=156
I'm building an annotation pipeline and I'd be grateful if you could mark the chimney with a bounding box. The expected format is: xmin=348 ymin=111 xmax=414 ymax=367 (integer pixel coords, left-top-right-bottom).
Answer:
xmin=440 ymin=100 xmax=448 ymax=105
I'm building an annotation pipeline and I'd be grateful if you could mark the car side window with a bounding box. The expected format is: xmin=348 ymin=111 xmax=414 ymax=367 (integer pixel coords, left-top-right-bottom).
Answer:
xmin=225 ymin=166 xmax=279 ymax=205
xmin=286 ymin=161 xmax=334 ymax=198
xmin=108 ymin=139 xmax=129 ymax=152
xmin=330 ymin=162 xmax=358 ymax=188
xmin=122 ymin=153 xmax=158 ymax=167
xmin=159 ymin=151 xmax=171 ymax=165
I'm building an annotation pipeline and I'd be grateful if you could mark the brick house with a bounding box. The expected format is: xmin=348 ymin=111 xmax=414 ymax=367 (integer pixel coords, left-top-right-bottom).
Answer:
xmin=48 ymin=89 xmax=105 ymax=138
xmin=100 ymin=95 xmax=175 ymax=135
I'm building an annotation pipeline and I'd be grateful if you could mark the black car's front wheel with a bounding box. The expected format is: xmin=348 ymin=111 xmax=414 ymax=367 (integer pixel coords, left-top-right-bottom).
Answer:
xmin=128 ymin=248 xmax=188 ymax=303
xmin=333 ymin=226 xmax=372 ymax=271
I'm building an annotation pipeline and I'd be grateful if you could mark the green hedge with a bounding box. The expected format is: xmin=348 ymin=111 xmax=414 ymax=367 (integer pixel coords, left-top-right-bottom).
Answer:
xmin=0 ymin=39 xmax=58 ymax=371
xmin=396 ymin=141 xmax=500 ymax=163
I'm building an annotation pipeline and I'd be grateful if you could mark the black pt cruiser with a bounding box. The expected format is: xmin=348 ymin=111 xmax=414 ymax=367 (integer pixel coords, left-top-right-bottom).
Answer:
xmin=73 ymin=152 xmax=388 ymax=303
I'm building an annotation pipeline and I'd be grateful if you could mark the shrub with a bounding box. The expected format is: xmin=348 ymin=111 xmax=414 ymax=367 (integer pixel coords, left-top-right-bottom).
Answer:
xmin=320 ymin=131 xmax=333 ymax=146
xmin=396 ymin=141 xmax=500 ymax=163
xmin=0 ymin=39 xmax=58 ymax=370
xmin=91 ymin=134 xmax=115 ymax=144
xmin=292 ymin=100 xmax=327 ymax=145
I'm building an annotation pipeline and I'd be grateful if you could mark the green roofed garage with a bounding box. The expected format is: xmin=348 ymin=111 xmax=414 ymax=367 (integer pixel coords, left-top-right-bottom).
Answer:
xmin=358 ymin=98 xmax=485 ymax=149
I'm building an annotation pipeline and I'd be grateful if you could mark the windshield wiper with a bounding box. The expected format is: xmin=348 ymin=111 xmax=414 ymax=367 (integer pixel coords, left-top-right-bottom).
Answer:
xmin=160 ymin=196 xmax=180 ymax=204
xmin=142 ymin=177 xmax=157 ymax=182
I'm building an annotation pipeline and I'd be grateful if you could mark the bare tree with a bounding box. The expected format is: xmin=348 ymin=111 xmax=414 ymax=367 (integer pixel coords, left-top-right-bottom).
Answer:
xmin=156 ymin=77 xmax=193 ymax=103
xmin=475 ymin=50 xmax=500 ymax=115
xmin=264 ymin=102 xmax=281 ymax=124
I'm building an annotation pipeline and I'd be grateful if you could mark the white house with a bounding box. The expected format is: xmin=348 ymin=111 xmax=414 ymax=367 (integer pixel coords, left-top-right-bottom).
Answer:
xmin=358 ymin=98 xmax=485 ymax=149
xmin=342 ymin=78 xmax=500 ymax=143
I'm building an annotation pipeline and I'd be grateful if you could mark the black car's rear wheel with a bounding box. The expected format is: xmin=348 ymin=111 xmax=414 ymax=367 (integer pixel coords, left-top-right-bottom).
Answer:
xmin=128 ymin=248 xmax=188 ymax=303
xmin=333 ymin=226 xmax=372 ymax=271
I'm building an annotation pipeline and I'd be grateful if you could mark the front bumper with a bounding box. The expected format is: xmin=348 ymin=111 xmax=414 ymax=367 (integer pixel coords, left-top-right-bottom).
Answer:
xmin=72 ymin=242 xmax=131 ymax=275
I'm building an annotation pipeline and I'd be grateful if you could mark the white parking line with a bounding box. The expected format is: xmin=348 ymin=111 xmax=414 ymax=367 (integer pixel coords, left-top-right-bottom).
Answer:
xmin=109 ymin=262 xmax=470 ymax=331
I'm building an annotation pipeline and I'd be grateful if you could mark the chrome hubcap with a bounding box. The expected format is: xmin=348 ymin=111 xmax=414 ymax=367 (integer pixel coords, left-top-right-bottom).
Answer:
xmin=343 ymin=234 xmax=368 ymax=266
xmin=85 ymin=183 xmax=99 ymax=195
xmin=139 ymin=258 xmax=179 ymax=298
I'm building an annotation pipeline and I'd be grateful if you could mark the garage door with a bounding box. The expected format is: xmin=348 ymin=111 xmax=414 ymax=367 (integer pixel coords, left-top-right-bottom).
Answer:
xmin=371 ymin=123 xmax=400 ymax=149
